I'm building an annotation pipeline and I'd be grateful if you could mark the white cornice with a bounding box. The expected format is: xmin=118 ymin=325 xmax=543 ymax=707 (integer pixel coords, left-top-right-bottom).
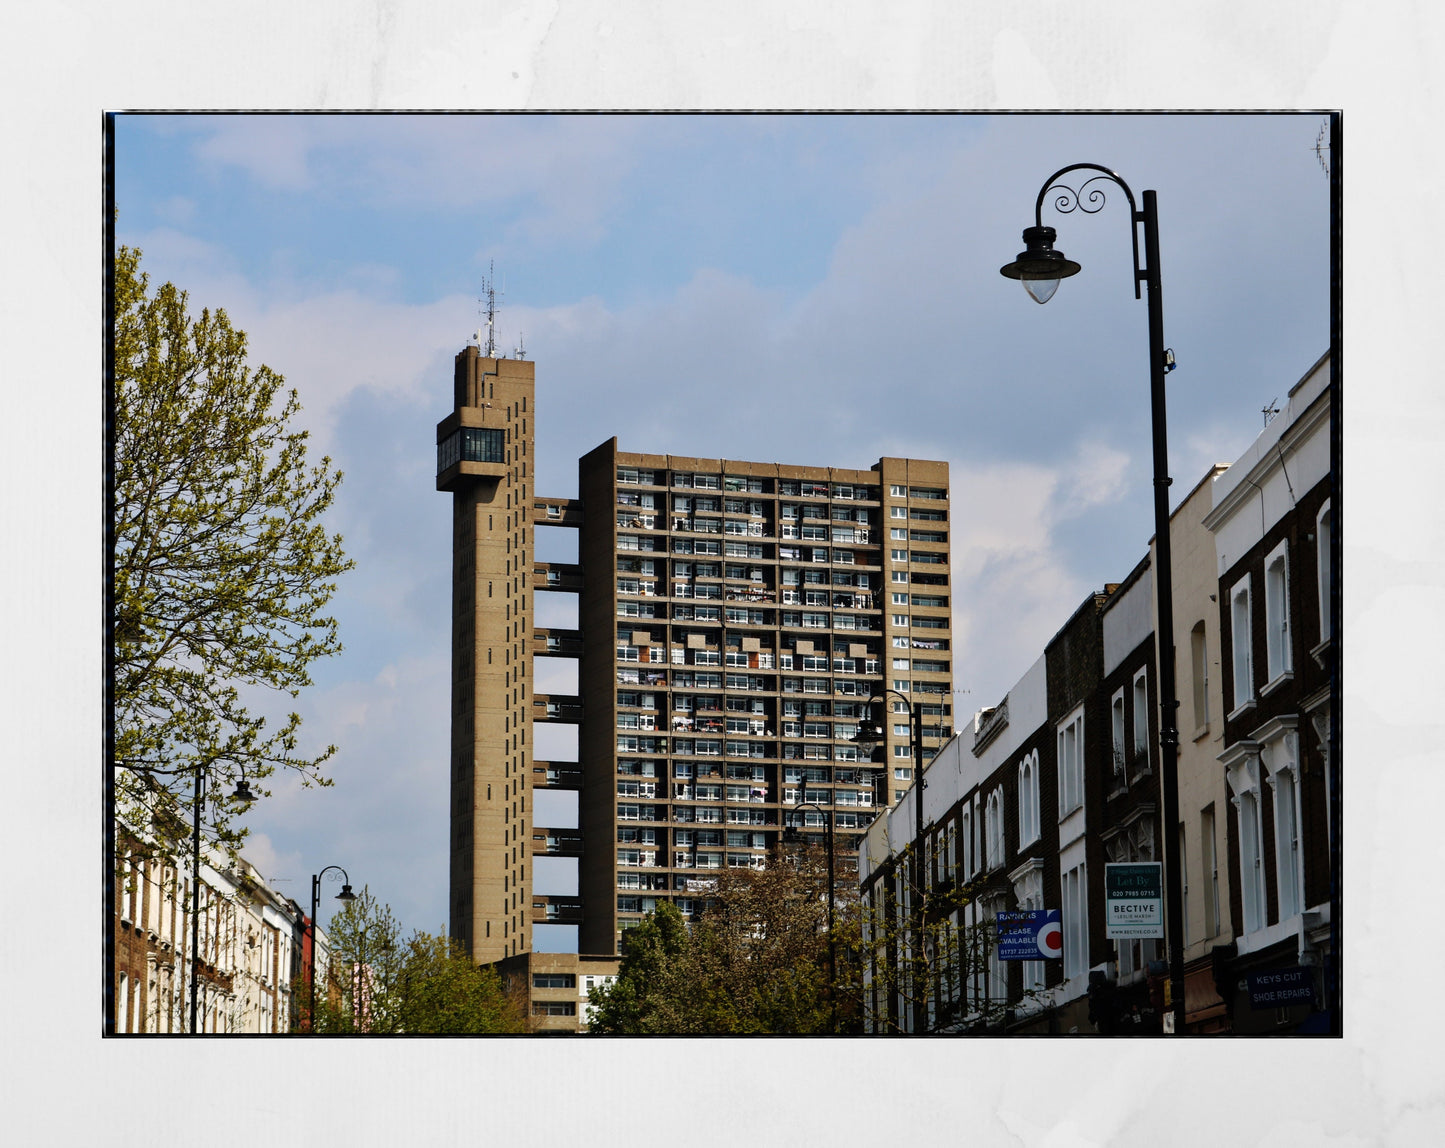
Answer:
xmin=1203 ymin=387 xmax=1331 ymax=533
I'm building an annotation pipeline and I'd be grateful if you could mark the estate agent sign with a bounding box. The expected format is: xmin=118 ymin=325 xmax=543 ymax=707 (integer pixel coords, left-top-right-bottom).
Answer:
xmin=995 ymin=910 xmax=1063 ymax=961
xmin=1104 ymin=862 xmax=1164 ymax=939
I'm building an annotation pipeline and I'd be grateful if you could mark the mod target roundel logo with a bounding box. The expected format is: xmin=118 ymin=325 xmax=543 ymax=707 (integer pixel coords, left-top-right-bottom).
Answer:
xmin=1037 ymin=918 xmax=1063 ymax=959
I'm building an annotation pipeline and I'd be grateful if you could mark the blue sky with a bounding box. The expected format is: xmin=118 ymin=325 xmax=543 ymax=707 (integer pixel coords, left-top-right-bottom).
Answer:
xmin=114 ymin=112 xmax=1330 ymax=947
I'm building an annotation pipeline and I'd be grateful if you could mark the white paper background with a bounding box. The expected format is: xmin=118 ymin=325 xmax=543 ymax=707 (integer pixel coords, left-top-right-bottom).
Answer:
xmin=3 ymin=1 xmax=1440 ymax=1144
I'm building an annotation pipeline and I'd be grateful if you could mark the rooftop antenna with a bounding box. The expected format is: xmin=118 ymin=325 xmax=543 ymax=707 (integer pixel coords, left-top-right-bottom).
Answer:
xmin=515 ymin=331 xmax=526 ymax=360
xmin=1263 ymin=397 xmax=1280 ymax=427
xmin=1314 ymin=118 xmax=1331 ymax=178
xmin=478 ymin=260 xmax=502 ymax=358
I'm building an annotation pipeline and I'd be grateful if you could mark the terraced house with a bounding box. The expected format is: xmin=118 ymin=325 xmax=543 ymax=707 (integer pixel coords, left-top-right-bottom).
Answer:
xmin=858 ymin=351 xmax=1336 ymax=1036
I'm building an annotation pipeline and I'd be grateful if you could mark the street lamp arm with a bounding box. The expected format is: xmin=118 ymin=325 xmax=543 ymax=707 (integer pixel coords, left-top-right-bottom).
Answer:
xmin=1033 ymin=163 xmax=1143 ymax=300
xmin=314 ymin=864 xmax=352 ymax=889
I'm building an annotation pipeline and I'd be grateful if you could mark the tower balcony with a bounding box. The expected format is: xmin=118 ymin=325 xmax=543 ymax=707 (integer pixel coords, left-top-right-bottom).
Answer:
xmin=535 ymin=627 xmax=583 ymax=658
xmin=534 ymin=496 xmax=583 ymax=527
xmin=534 ymin=694 xmax=583 ymax=724
xmin=534 ymin=562 xmax=584 ymax=592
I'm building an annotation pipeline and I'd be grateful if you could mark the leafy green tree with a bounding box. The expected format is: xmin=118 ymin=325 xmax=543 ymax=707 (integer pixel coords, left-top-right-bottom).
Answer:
xmin=395 ymin=933 xmax=527 ymax=1035
xmin=854 ymin=840 xmax=1008 ymax=1034
xmin=588 ymin=848 xmax=859 ymax=1034
xmin=308 ymin=888 xmax=524 ymax=1034
xmin=309 ymin=886 xmax=405 ymax=1033
xmin=113 ymin=245 xmax=353 ymax=853
xmin=585 ymin=900 xmax=692 ymax=1034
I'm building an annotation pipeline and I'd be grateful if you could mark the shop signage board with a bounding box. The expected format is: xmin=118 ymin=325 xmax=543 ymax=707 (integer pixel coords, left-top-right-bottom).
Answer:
xmin=1104 ymin=862 xmax=1164 ymax=939
xmin=995 ymin=910 xmax=1063 ymax=960
xmin=1246 ymin=967 xmax=1315 ymax=1008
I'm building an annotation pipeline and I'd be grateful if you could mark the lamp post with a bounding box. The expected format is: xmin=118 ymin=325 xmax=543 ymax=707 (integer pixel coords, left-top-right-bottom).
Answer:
xmin=851 ymin=689 xmax=927 ymax=1032
xmin=782 ymin=800 xmax=837 ymax=1032
xmin=1000 ymin=163 xmax=1186 ymax=1035
xmin=308 ymin=865 xmax=357 ymax=1032
xmin=187 ymin=765 xmax=255 ymax=1034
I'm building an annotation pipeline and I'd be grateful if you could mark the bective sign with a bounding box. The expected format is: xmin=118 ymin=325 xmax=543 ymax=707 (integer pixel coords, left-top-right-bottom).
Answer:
xmin=1104 ymin=862 xmax=1163 ymax=939
xmin=996 ymin=910 xmax=1063 ymax=961
xmin=1246 ymin=967 xmax=1315 ymax=1009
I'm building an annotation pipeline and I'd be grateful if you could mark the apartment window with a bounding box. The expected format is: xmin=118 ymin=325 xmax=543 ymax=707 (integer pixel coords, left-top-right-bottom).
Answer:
xmin=1264 ymin=541 xmax=1292 ymax=684
xmin=894 ymin=766 xmax=912 ymax=780
xmin=890 ymin=505 xmax=907 ymax=519
xmin=1316 ymin=501 xmax=1332 ymax=642
xmin=890 ymin=527 xmax=907 ymax=541
xmin=1018 ymin=750 xmax=1040 ymax=847
xmin=1190 ymin=621 xmax=1209 ymax=730
xmin=890 ymin=484 xmax=906 ymax=497
xmin=1201 ymin=805 xmax=1220 ymax=938
xmin=1057 ymin=706 xmax=1084 ymax=817
xmin=1230 ymin=576 xmax=1254 ymax=712
xmin=891 ymin=571 xmax=908 ymax=584
xmin=1131 ymin=668 xmax=1149 ymax=764
xmin=533 ymin=973 xmax=576 ymax=989
xmin=891 ymin=592 xmax=909 ymax=606
xmin=1273 ymin=766 xmax=1304 ymax=920
xmin=1110 ymin=689 xmax=1127 ymax=784
xmin=891 ymin=549 xmax=908 ymax=563
xmin=1238 ymin=790 xmax=1265 ymax=933
xmin=985 ymin=787 xmax=1005 ymax=870
xmin=1062 ymin=861 xmax=1089 ymax=980
xmin=533 ymin=1002 xmax=577 ymax=1017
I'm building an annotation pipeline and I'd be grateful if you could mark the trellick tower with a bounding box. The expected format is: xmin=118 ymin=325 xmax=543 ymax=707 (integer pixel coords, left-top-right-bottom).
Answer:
xmin=435 ymin=346 xmax=536 ymax=962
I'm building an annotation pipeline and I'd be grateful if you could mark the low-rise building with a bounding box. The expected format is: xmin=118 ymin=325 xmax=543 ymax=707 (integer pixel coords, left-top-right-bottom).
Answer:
xmin=1204 ymin=352 xmax=1334 ymax=1033
xmin=111 ymin=816 xmax=320 ymax=1034
xmin=859 ymin=352 xmax=1335 ymax=1035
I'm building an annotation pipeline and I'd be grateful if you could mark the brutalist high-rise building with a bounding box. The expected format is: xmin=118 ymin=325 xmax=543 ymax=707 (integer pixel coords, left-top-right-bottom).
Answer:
xmin=438 ymin=346 xmax=954 ymax=1024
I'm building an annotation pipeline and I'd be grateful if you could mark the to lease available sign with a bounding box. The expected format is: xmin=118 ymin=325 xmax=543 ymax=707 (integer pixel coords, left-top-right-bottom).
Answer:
xmin=1104 ymin=862 xmax=1163 ymax=939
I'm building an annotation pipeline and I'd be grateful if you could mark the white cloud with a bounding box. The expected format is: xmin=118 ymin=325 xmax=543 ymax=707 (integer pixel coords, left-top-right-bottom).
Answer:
xmin=946 ymin=442 xmax=1134 ymax=708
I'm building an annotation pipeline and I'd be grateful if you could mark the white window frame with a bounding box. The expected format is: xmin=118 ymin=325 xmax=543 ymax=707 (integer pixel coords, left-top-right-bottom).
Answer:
xmin=1237 ymin=788 xmax=1265 ymax=934
xmin=1110 ymin=689 xmax=1127 ymax=784
xmin=1017 ymin=750 xmax=1040 ymax=847
xmin=1263 ymin=540 xmax=1293 ymax=687
xmin=1131 ymin=667 xmax=1149 ymax=765
xmin=1229 ymin=575 xmax=1254 ymax=715
xmin=985 ymin=786 xmax=1005 ymax=870
xmin=1062 ymin=861 xmax=1089 ymax=981
xmin=1057 ymin=705 xmax=1084 ymax=818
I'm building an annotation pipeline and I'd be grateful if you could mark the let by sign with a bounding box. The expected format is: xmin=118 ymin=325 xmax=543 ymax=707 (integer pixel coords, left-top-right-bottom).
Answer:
xmin=1104 ymin=862 xmax=1163 ymax=939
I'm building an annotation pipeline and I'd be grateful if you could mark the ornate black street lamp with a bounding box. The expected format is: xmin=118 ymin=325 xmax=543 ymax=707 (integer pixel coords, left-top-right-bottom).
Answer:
xmin=782 ymin=801 xmax=836 ymax=1031
xmin=851 ymin=689 xmax=928 ymax=1032
xmin=1001 ymin=163 xmax=1186 ymax=1035
xmin=308 ymin=865 xmax=356 ymax=1032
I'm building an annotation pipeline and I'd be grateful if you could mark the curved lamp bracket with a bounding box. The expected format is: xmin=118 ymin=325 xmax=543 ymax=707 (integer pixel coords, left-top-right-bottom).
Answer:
xmin=1034 ymin=163 xmax=1144 ymax=300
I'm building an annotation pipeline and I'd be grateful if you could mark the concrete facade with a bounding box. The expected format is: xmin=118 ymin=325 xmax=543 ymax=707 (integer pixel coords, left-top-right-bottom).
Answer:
xmin=437 ymin=351 xmax=954 ymax=1028
xmin=437 ymin=348 xmax=537 ymax=963
xmin=574 ymin=440 xmax=953 ymax=956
